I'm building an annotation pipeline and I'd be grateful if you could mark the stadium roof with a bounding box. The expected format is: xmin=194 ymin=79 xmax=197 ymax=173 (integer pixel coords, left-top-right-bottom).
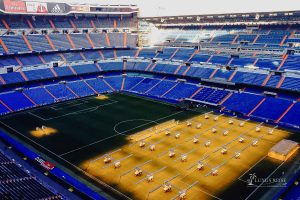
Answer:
xmin=46 ymin=0 xmax=300 ymax=17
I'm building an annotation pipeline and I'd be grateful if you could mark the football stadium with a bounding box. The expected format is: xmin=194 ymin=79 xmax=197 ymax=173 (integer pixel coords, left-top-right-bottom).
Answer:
xmin=0 ymin=0 xmax=300 ymax=199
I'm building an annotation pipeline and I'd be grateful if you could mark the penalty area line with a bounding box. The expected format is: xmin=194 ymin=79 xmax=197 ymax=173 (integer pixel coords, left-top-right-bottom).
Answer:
xmin=0 ymin=120 xmax=132 ymax=200
xmin=61 ymin=111 xmax=184 ymax=157
xmin=59 ymin=134 xmax=122 ymax=157
xmin=28 ymin=101 xmax=119 ymax=121
xmin=114 ymin=110 xmax=183 ymax=136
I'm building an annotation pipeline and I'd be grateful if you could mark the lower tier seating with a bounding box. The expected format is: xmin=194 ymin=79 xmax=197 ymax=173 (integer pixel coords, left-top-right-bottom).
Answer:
xmin=280 ymin=103 xmax=300 ymax=127
xmin=0 ymin=74 xmax=299 ymax=131
xmin=0 ymin=152 xmax=62 ymax=200
xmin=222 ymin=92 xmax=264 ymax=115
xmin=251 ymin=97 xmax=293 ymax=121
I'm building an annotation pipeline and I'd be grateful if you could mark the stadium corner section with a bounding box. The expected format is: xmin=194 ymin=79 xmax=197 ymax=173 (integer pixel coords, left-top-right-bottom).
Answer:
xmin=0 ymin=130 xmax=107 ymax=200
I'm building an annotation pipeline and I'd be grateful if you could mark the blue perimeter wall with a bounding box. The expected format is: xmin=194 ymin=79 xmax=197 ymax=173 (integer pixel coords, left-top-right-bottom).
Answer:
xmin=0 ymin=130 xmax=106 ymax=200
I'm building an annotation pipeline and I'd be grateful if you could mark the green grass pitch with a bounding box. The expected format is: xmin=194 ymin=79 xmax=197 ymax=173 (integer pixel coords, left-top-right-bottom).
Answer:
xmin=1 ymin=92 xmax=299 ymax=200
xmin=0 ymin=93 xmax=203 ymax=166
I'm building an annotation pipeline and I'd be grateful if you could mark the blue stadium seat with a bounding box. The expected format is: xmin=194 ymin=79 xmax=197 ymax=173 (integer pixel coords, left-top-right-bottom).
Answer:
xmin=72 ymin=64 xmax=100 ymax=75
xmin=280 ymin=102 xmax=300 ymax=127
xmin=0 ymin=91 xmax=35 ymax=111
xmin=164 ymin=83 xmax=199 ymax=100
xmin=85 ymin=78 xmax=113 ymax=93
xmin=104 ymin=76 xmax=123 ymax=91
xmin=67 ymin=81 xmax=95 ymax=97
xmin=46 ymin=84 xmax=77 ymax=101
xmin=251 ymin=97 xmax=293 ymax=120
xmin=54 ymin=67 xmax=74 ymax=77
xmin=24 ymin=87 xmax=56 ymax=105
xmin=100 ymin=62 xmax=123 ymax=71
xmin=123 ymin=76 xmax=144 ymax=90
xmin=146 ymin=80 xmax=177 ymax=97
xmin=23 ymin=69 xmax=54 ymax=81
xmin=1 ymin=72 xmax=25 ymax=84
xmin=222 ymin=92 xmax=264 ymax=115
xmin=131 ymin=78 xmax=160 ymax=93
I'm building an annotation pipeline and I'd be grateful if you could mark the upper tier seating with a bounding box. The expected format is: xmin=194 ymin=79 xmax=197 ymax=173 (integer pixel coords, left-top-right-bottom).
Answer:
xmin=2 ymin=17 xmax=28 ymax=29
xmin=62 ymin=52 xmax=83 ymax=62
xmin=281 ymin=55 xmax=300 ymax=71
xmin=231 ymin=57 xmax=256 ymax=67
xmin=69 ymin=34 xmax=93 ymax=49
xmin=49 ymin=34 xmax=73 ymax=50
xmin=1 ymin=36 xmax=30 ymax=53
xmin=155 ymin=48 xmax=177 ymax=60
xmin=0 ymin=44 xmax=6 ymax=54
xmin=52 ymin=17 xmax=72 ymax=29
xmin=265 ymin=75 xmax=281 ymax=87
xmin=1 ymin=72 xmax=25 ymax=84
xmin=190 ymin=53 xmax=211 ymax=63
xmin=101 ymin=50 xmax=115 ymax=59
xmin=72 ymin=17 xmax=92 ymax=29
xmin=89 ymin=33 xmax=108 ymax=47
xmin=152 ymin=64 xmax=178 ymax=74
xmin=231 ymin=71 xmax=267 ymax=86
xmin=0 ymin=15 xmax=136 ymax=30
xmin=138 ymin=48 xmax=157 ymax=58
xmin=281 ymin=77 xmax=300 ymax=91
xmin=100 ymin=62 xmax=123 ymax=71
xmin=72 ymin=64 xmax=100 ymax=74
xmin=171 ymin=48 xmax=195 ymax=61
xmin=0 ymin=33 xmax=136 ymax=55
xmin=126 ymin=34 xmax=138 ymax=47
xmin=26 ymin=35 xmax=52 ymax=52
xmin=42 ymin=53 xmax=63 ymax=63
xmin=186 ymin=67 xmax=214 ymax=79
xmin=212 ymin=69 xmax=233 ymax=80
xmin=30 ymin=16 xmax=52 ymax=29
xmin=54 ymin=67 xmax=74 ymax=77
xmin=109 ymin=33 xmax=124 ymax=47
xmin=116 ymin=49 xmax=136 ymax=57
xmin=19 ymin=55 xmax=43 ymax=66
xmin=82 ymin=51 xmax=102 ymax=60
xmin=126 ymin=62 xmax=150 ymax=71
xmin=0 ymin=57 xmax=19 ymax=67
xmin=255 ymin=58 xmax=281 ymax=70
xmin=210 ymin=55 xmax=230 ymax=65
xmin=93 ymin=18 xmax=114 ymax=28
xmin=23 ymin=68 xmax=54 ymax=81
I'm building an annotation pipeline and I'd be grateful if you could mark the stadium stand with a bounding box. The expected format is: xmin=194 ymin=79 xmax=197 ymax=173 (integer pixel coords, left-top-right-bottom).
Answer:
xmin=0 ymin=151 xmax=63 ymax=199
xmin=0 ymin=3 xmax=300 ymax=200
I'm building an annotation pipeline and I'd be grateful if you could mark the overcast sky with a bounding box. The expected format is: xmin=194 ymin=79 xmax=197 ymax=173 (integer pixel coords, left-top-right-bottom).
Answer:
xmin=44 ymin=0 xmax=300 ymax=17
